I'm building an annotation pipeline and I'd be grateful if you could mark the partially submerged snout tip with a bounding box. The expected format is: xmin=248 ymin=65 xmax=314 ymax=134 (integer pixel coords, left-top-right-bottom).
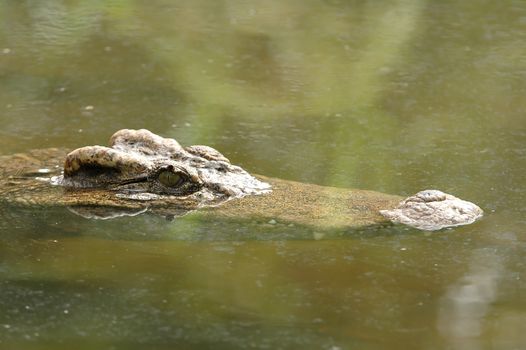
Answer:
xmin=380 ymin=190 xmax=483 ymax=231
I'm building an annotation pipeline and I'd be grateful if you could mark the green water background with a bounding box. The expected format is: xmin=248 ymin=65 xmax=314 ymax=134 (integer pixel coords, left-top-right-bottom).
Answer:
xmin=0 ymin=1 xmax=525 ymax=349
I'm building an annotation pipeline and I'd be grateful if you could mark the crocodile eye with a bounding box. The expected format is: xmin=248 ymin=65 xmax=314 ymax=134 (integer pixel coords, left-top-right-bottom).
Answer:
xmin=158 ymin=170 xmax=184 ymax=187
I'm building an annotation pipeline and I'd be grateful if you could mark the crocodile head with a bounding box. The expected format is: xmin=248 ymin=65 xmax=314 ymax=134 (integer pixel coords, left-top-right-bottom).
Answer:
xmin=53 ymin=129 xmax=270 ymax=208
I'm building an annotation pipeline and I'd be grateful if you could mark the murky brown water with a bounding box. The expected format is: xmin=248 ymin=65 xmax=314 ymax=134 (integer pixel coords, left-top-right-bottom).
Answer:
xmin=0 ymin=1 xmax=525 ymax=349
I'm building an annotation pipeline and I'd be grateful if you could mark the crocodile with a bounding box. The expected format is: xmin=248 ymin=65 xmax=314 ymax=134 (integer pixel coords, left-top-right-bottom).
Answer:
xmin=0 ymin=129 xmax=483 ymax=231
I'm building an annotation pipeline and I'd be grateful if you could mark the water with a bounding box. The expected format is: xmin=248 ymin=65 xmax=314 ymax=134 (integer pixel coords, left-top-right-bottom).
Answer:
xmin=1 ymin=1 xmax=525 ymax=349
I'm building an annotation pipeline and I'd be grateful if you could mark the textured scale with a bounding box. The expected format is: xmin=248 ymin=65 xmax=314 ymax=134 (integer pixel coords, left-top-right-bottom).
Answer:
xmin=380 ymin=190 xmax=483 ymax=231
xmin=0 ymin=130 xmax=483 ymax=230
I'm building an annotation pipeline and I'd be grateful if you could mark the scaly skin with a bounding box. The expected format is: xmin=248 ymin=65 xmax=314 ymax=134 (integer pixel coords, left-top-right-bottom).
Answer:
xmin=0 ymin=147 xmax=401 ymax=228
xmin=0 ymin=130 xmax=482 ymax=230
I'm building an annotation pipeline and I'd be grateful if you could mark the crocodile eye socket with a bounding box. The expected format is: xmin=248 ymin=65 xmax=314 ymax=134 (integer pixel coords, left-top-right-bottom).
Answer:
xmin=158 ymin=170 xmax=185 ymax=187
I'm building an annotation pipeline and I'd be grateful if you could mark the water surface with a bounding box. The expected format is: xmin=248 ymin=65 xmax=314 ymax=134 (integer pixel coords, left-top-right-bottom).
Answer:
xmin=0 ymin=1 xmax=525 ymax=349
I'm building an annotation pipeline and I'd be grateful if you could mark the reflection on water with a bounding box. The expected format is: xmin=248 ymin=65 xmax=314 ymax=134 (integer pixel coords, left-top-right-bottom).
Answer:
xmin=0 ymin=0 xmax=525 ymax=349
xmin=437 ymin=249 xmax=504 ymax=349
xmin=437 ymin=238 xmax=526 ymax=350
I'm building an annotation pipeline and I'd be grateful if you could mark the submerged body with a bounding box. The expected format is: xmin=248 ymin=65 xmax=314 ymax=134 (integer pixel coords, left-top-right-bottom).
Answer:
xmin=0 ymin=147 xmax=400 ymax=228
xmin=0 ymin=129 xmax=482 ymax=230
